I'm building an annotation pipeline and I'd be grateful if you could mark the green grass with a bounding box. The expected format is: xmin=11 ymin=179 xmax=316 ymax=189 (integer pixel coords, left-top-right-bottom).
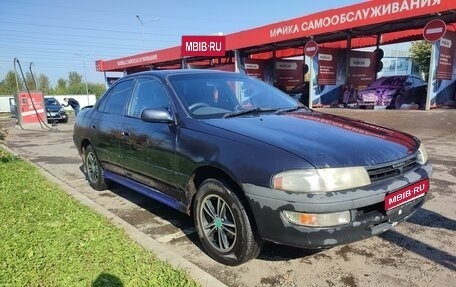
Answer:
xmin=0 ymin=147 xmax=200 ymax=287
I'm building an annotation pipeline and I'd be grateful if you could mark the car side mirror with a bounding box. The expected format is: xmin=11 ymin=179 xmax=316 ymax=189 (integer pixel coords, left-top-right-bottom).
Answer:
xmin=141 ymin=108 xmax=174 ymax=124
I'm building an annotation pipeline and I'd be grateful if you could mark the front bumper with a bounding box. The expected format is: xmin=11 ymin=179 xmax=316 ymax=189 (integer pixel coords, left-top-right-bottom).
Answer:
xmin=47 ymin=111 xmax=68 ymax=121
xmin=243 ymin=163 xmax=432 ymax=249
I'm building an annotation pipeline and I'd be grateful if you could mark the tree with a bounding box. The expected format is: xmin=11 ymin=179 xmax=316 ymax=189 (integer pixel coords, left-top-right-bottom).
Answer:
xmin=66 ymin=71 xmax=86 ymax=95
xmin=409 ymin=40 xmax=431 ymax=80
xmin=0 ymin=70 xmax=23 ymax=94
xmin=67 ymin=82 xmax=86 ymax=95
xmin=37 ymin=74 xmax=51 ymax=94
xmin=54 ymin=78 xmax=67 ymax=95
xmin=0 ymin=69 xmax=106 ymax=96
xmin=88 ymin=83 xmax=107 ymax=98
xmin=25 ymin=71 xmax=37 ymax=91
xmin=68 ymin=71 xmax=83 ymax=86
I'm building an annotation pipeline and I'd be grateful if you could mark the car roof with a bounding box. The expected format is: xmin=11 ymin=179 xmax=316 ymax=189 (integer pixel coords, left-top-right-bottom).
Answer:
xmin=45 ymin=98 xmax=60 ymax=106
xmin=121 ymin=69 xmax=229 ymax=80
xmin=377 ymin=75 xmax=408 ymax=80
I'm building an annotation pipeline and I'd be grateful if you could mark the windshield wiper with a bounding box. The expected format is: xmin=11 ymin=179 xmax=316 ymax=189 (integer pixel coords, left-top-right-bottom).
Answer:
xmin=223 ymin=107 xmax=278 ymax=118
xmin=274 ymin=106 xmax=309 ymax=114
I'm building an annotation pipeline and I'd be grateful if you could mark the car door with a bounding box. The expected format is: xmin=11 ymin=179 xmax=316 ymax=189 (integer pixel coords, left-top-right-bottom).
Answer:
xmin=90 ymin=79 xmax=134 ymax=175
xmin=412 ymin=76 xmax=427 ymax=108
xmin=119 ymin=76 xmax=179 ymax=199
xmin=9 ymin=98 xmax=17 ymax=118
xmin=402 ymin=76 xmax=415 ymax=104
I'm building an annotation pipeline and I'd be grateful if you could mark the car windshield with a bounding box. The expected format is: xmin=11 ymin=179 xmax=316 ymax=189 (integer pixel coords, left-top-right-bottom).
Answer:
xmin=375 ymin=76 xmax=406 ymax=87
xmin=45 ymin=98 xmax=60 ymax=106
xmin=168 ymin=72 xmax=301 ymax=119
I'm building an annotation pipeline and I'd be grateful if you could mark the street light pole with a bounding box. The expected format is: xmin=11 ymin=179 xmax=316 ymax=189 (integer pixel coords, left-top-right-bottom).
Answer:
xmin=136 ymin=15 xmax=145 ymax=50
xmin=82 ymin=56 xmax=88 ymax=96
xmin=135 ymin=15 xmax=160 ymax=51
xmin=74 ymin=53 xmax=89 ymax=105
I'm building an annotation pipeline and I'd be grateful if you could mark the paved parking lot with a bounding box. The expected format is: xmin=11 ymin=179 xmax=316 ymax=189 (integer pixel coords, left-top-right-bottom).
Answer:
xmin=2 ymin=108 xmax=456 ymax=287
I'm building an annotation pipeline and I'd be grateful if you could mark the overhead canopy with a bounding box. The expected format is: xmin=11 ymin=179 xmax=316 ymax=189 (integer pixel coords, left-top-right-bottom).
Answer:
xmin=96 ymin=0 xmax=456 ymax=72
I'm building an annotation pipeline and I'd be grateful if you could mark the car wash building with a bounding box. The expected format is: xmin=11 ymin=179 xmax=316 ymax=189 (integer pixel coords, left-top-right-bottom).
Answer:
xmin=95 ymin=0 xmax=456 ymax=110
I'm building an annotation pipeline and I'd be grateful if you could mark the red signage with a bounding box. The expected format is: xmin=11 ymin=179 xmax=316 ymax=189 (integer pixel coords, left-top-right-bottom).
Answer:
xmin=304 ymin=40 xmax=318 ymax=57
xmin=436 ymin=31 xmax=455 ymax=80
xmin=384 ymin=179 xmax=429 ymax=211
xmin=227 ymin=0 xmax=455 ymax=50
xmin=275 ymin=60 xmax=303 ymax=89
xmin=423 ymin=19 xmax=447 ymax=42
xmin=245 ymin=59 xmax=266 ymax=80
xmin=17 ymin=92 xmax=46 ymax=124
xmin=181 ymin=35 xmax=226 ymax=57
xmin=317 ymin=47 xmax=337 ymax=85
xmin=348 ymin=51 xmax=377 ymax=90
xmin=97 ymin=0 xmax=456 ymax=72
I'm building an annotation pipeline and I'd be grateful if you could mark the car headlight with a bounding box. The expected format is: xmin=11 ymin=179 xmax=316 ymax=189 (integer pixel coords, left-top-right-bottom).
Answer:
xmin=417 ymin=144 xmax=428 ymax=165
xmin=272 ymin=167 xmax=371 ymax=193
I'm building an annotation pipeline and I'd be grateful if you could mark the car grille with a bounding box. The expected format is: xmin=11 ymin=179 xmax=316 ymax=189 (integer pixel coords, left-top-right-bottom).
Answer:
xmin=367 ymin=156 xmax=418 ymax=182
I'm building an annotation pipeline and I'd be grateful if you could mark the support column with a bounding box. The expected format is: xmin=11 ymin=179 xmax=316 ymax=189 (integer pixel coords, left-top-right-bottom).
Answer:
xmin=425 ymin=43 xmax=437 ymax=111
xmin=345 ymin=30 xmax=352 ymax=85
xmin=272 ymin=47 xmax=277 ymax=86
xmin=234 ymin=50 xmax=240 ymax=73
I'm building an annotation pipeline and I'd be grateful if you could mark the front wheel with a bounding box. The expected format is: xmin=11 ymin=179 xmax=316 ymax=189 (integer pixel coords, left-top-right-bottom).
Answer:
xmin=390 ymin=93 xmax=403 ymax=110
xmin=84 ymin=144 xmax=108 ymax=191
xmin=193 ymin=179 xmax=262 ymax=265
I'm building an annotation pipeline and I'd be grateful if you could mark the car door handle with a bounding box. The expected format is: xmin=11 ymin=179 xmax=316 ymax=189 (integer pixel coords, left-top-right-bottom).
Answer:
xmin=121 ymin=131 xmax=130 ymax=136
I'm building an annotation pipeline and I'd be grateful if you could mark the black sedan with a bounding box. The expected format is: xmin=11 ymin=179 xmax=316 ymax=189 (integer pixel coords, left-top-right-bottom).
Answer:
xmin=73 ymin=70 xmax=432 ymax=265
xmin=45 ymin=97 xmax=68 ymax=123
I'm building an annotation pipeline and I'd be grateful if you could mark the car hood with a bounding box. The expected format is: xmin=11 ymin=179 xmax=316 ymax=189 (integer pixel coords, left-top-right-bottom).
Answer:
xmin=202 ymin=111 xmax=418 ymax=168
xmin=46 ymin=105 xmax=62 ymax=112
xmin=360 ymin=87 xmax=398 ymax=94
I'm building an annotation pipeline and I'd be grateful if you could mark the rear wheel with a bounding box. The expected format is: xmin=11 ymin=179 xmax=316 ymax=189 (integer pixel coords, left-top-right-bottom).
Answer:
xmin=193 ymin=179 xmax=262 ymax=265
xmin=84 ymin=144 xmax=108 ymax=190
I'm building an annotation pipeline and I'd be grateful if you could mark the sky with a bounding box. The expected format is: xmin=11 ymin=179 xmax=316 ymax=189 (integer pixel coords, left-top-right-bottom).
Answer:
xmin=0 ymin=0 xmax=375 ymax=86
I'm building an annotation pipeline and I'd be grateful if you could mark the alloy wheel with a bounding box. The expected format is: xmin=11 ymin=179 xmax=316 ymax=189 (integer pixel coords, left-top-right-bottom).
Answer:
xmin=199 ymin=194 xmax=237 ymax=252
xmin=86 ymin=152 xmax=99 ymax=184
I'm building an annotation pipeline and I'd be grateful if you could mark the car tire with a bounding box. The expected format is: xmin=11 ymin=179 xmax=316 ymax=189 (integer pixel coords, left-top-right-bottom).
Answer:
xmin=193 ymin=179 xmax=262 ymax=265
xmin=393 ymin=93 xmax=403 ymax=109
xmin=84 ymin=144 xmax=108 ymax=191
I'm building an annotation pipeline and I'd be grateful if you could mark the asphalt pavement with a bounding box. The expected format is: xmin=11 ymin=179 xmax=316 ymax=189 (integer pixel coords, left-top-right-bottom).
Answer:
xmin=1 ymin=108 xmax=455 ymax=287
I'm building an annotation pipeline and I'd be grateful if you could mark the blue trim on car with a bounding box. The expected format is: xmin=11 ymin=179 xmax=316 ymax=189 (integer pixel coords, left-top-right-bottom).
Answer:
xmin=104 ymin=170 xmax=186 ymax=213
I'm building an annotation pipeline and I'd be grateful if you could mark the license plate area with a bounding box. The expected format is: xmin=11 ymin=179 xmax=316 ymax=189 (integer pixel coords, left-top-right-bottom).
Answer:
xmin=384 ymin=179 xmax=429 ymax=211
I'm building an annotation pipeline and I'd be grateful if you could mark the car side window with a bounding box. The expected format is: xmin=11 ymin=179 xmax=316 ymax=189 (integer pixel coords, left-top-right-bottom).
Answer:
xmin=99 ymin=80 xmax=133 ymax=115
xmin=405 ymin=77 xmax=414 ymax=87
xmin=412 ymin=77 xmax=424 ymax=85
xmin=128 ymin=78 xmax=170 ymax=118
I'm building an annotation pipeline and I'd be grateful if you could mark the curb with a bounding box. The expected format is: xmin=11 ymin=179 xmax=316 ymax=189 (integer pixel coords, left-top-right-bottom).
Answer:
xmin=1 ymin=143 xmax=228 ymax=287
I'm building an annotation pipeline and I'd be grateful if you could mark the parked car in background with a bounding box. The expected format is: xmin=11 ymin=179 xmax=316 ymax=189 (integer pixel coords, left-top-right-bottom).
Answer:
xmin=9 ymin=98 xmax=17 ymax=118
xmin=358 ymin=75 xmax=427 ymax=109
xmin=73 ymin=70 xmax=431 ymax=265
xmin=45 ymin=97 xmax=68 ymax=123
